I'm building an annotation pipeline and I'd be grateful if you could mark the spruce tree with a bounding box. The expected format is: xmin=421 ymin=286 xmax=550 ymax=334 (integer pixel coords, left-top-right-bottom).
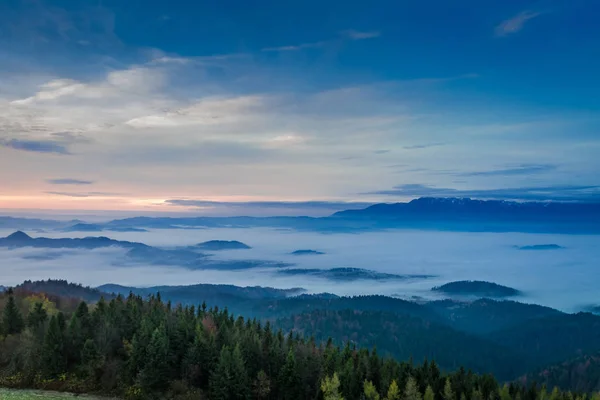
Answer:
xmin=405 ymin=376 xmax=423 ymax=400
xmin=444 ymin=378 xmax=456 ymax=400
xmin=210 ymin=346 xmax=233 ymax=400
xmin=27 ymin=302 xmax=48 ymax=330
xmin=386 ymin=380 xmax=401 ymax=400
xmin=2 ymin=294 xmax=24 ymax=335
xmin=424 ymin=385 xmax=436 ymax=400
xmin=230 ymin=344 xmax=250 ymax=400
xmin=364 ymin=380 xmax=381 ymax=400
xmin=321 ymin=373 xmax=345 ymax=400
xmin=139 ymin=324 xmax=170 ymax=392
xmin=279 ymin=348 xmax=300 ymax=400
xmin=42 ymin=315 xmax=66 ymax=377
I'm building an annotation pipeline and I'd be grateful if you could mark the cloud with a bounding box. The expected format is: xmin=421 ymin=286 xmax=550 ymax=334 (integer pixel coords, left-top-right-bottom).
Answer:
xmin=403 ymin=143 xmax=446 ymax=150
xmin=365 ymin=184 xmax=600 ymax=202
xmin=459 ymin=164 xmax=557 ymax=177
xmin=47 ymin=178 xmax=94 ymax=185
xmin=164 ymin=199 xmax=374 ymax=216
xmin=495 ymin=10 xmax=543 ymax=37
xmin=46 ymin=191 xmax=122 ymax=198
xmin=0 ymin=138 xmax=70 ymax=154
xmin=374 ymin=149 xmax=391 ymax=154
xmin=261 ymin=41 xmax=327 ymax=52
xmin=340 ymin=30 xmax=381 ymax=40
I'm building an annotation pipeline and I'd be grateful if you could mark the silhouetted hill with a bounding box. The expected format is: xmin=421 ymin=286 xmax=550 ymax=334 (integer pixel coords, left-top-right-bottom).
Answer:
xmin=193 ymin=240 xmax=251 ymax=250
xmin=290 ymin=249 xmax=325 ymax=255
xmin=0 ymin=232 xmax=288 ymax=271
xmin=0 ymin=230 xmax=148 ymax=250
xmin=97 ymin=283 xmax=304 ymax=309
xmin=277 ymin=267 xmax=434 ymax=281
xmin=14 ymin=279 xmax=111 ymax=302
xmin=516 ymin=244 xmax=564 ymax=250
xmin=331 ymin=197 xmax=600 ymax=233
xmin=432 ymin=281 xmax=521 ymax=298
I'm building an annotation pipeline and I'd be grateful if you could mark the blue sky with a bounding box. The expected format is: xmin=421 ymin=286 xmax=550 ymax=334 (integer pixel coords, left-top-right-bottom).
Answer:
xmin=0 ymin=0 xmax=599 ymax=215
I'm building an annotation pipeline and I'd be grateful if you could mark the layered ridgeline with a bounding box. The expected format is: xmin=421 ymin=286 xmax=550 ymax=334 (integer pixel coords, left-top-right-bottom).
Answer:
xmin=3 ymin=197 xmax=600 ymax=234
xmin=2 ymin=284 xmax=600 ymax=400
xmin=0 ymin=231 xmax=284 ymax=271
xmin=2 ymin=280 xmax=600 ymax=398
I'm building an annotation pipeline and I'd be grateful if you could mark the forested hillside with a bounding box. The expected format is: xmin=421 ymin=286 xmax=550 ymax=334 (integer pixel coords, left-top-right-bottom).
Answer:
xmin=2 ymin=281 xmax=600 ymax=399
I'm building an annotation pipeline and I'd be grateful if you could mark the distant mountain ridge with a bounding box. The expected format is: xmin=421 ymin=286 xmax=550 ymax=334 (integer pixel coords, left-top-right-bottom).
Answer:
xmin=2 ymin=197 xmax=600 ymax=233
xmin=0 ymin=231 xmax=287 ymax=271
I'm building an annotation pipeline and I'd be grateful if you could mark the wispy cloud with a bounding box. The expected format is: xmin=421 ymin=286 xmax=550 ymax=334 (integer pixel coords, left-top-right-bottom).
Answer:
xmin=47 ymin=178 xmax=94 ymax=185
xmin=495 ymin=10 xmax=543 ymax=37
xmin=261 ymin=41 xmax=327 ymax=52
xmin=373 ymin=149 xmax=391 ymax=154
xmin=45 ymin=191 xmax=122 ymax=198
xmin=0 ymin=138 xmax=70 ymax=154
xmin=459 ymin=164 xmax=557 ymax=177
xmin=365 ymin=183 xmax=600 ymax=202
xmin=403 ymin=142 xmax=446 ymax=150
xmin=261 ymin=29 xmax=380 ymax=53
xmin=341 ymin=30 xmax=381 ymax=40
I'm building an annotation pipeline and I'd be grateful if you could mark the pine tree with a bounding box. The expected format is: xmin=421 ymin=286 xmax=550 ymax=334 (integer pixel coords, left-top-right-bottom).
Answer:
xmin=322 ymin=373 xmax=345 ymax=400
xmin=2 ymin=294 xmax=24 ymax=335
xmin=405 ymin=376 xmax=423 ymax=400
xmin=499 ymin=384 xmax=512 ymax=400
xmin=278 ymin=348 xmax=300 ymax=400
xmin=386 ymin=379 xmax=401 ymax=400
xmin=229 ymin=344 xmax=250 ymax=400
xmin=364 ymin=380 xmax=381 ymax=400
xmin=139 ymin=324 xmax=170 ymax=392
xmin=27 ymin=302 xmax=48 ymax=330
xmin=549 ymin=387 xmax=561 ymax=400
xmin=425 ymin=385 xmax=436 ymax=400
xmin=444 ymin=378 xmax=456 ymax=400
xmin=42 ymin=315 xmax=66 ymax=377
xmin=210 ymin=346 xmax=233 ymax=400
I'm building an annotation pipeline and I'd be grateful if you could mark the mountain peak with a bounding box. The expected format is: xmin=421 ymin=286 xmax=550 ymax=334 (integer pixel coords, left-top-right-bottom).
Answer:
xmin=6 ymin=231 xmax=32 ymax=241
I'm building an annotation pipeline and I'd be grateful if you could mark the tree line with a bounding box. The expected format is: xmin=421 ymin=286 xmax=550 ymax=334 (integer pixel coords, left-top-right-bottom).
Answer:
xmin=1 ymin=288 xmax=599 ymax=400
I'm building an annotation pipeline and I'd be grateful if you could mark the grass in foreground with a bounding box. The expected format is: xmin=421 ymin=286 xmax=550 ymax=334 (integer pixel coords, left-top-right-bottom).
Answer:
xmin=0 ymin=388 xmax=117 ymax=399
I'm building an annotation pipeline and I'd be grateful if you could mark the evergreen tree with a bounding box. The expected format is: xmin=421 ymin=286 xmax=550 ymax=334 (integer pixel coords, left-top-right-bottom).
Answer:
xmin=424 ymin=385 xmax=436 ymax=400
xmin=210 ymin=346 xmax=233 ymax=400
xmin=405 ymin=376 xmax=423 ymax=400
xmin=365 ymin=380 xmax=381 ymax=400
xmin=42 ymin=314 xmax=66 ymax=377
xmin=444 ymin=378 xmax=456 ymax=400
xmin=386 ymin=379 xmax=401 ymax=400
xmin=27 ymin=302 xmax=48 ymax=330
xmin=139 ymin=324 xmax=170 ymax=392
xmin=322 ymin=373 xmax=345 ymax=400
xmin=229 ymin=344 xmax=251 ymax=400
xmin=500 ymin=384 xmax=512 ymax=400
xmin=278 ymin=347 xmax=300 ymax=400
xmin=2 ymin=294 xmax=24 ymax=335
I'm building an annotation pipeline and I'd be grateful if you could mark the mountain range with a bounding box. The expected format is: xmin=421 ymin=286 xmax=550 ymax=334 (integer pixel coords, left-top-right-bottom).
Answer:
xmin=3 ymin=197 xmax=600 ymax=234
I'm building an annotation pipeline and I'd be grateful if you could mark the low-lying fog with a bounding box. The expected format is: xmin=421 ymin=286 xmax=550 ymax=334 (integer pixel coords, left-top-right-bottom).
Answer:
xmin=0 ymin=227 xmax=598 ymax=313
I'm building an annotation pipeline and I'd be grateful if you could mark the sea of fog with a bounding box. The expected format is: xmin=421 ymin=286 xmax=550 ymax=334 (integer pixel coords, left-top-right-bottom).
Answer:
xmin=0 ymin=227 xmax=598 ymax=313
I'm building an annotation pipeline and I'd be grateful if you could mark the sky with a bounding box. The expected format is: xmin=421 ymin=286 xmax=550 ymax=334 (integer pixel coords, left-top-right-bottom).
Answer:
xmin=1 ymin=0 xmax=599 ymax=215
